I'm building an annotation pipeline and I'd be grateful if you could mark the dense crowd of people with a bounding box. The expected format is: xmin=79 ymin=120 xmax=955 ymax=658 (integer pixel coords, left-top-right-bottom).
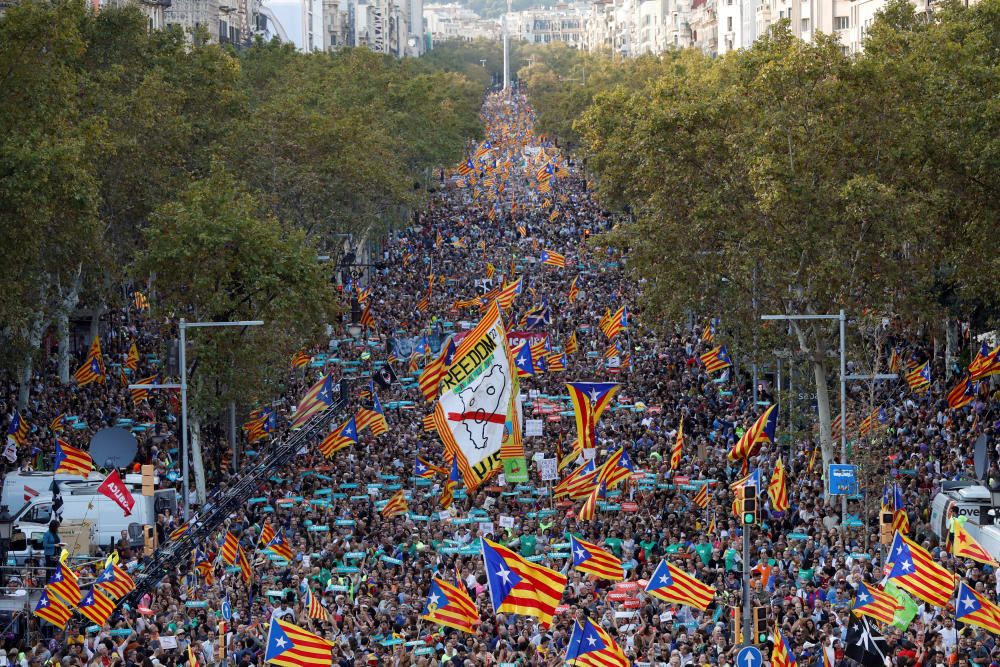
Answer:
xmin=0 ymin=88 xmax=997 ymax=667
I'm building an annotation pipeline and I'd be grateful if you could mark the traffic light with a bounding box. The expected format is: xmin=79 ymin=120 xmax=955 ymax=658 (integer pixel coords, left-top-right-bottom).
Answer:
xmin=742 ymin=485 xmax=758 ymax=525
xmin=731 ymin=606 xmax=743 ymax=645
xmin=752 ymin=606 xmax=768 ymax=644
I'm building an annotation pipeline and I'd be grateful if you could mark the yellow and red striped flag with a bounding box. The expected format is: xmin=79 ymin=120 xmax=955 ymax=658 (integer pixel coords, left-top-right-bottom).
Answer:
xmin=569 ymin=535 xmax=624 ymax=581
xmin=768 ymin=458 xmax=789 ymax=511
xmin=481 ymin=538 xmax=567 ymax=628
xmin=381 ymin=490 xmax=408 ymax=519
xmin=421 ymin=578 xmax=480 ymax=634
xmin=644 ymin=560 xmax=716 ymax=611
xmin=73 ymin=336 xmax=106 ymax=386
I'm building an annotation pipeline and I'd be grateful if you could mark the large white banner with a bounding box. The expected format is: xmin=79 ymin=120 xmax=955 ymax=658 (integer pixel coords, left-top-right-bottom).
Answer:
xmin=433 ymin=302 xmax=513 ymax=489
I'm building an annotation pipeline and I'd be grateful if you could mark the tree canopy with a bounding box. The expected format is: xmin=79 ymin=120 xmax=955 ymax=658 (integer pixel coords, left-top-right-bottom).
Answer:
xmin=521 ymin=0 xmax=1000 ymax=468
xmin=0 ymin=1 xmax=486 ymax=407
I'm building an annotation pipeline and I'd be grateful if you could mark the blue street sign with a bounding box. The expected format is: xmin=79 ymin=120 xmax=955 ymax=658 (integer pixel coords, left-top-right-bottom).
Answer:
xmin=828 ymin=464 xmax=858 ymax=496
xmin=737 ymin=646 xmax=763 ymax=667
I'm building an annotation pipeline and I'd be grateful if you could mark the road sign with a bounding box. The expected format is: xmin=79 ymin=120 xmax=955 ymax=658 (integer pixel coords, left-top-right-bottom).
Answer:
xmin=737 ymin=645 xmax=763 ymax=667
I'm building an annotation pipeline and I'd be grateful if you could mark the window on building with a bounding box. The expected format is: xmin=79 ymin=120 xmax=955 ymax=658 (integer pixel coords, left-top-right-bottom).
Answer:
xmin=801 ymin=18 xmax=809 ymax=30
xmin=727 ymin=16 xmax=732 ymax=29
xmin=834 ymin=15 xmax=849 ymax=29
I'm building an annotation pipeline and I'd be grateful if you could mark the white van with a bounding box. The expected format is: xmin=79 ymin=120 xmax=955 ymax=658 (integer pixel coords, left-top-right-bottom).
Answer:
xmin=1 ymin=471 xmax=107 ymax=516
xmin=12 ymin=484 xmax=177 ymax=552
xmin=929 ymin=483 xmax=993 ymax=539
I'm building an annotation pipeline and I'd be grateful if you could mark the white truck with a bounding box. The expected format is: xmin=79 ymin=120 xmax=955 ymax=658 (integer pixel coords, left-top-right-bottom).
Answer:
xmin=929 ymin=481 xmax=1000 ymax=556
xmin=7 ymin=476 xmax=177 ymax=556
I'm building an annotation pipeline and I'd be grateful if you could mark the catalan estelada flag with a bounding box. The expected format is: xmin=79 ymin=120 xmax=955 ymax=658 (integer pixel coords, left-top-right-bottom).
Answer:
xmin=955 ymin=580 xmax=1000 ymax=635
xmin=546 ymin=352 xmax=567 ymax=372
xmin=302 ymin=586 xmax=331 ymax=622
xmin=726 ymin=404 xmax=778 ymax=461
xmin=419 ymin=338 xmax=455 ymax=402
xmin=291 ymin=351 xmax=311 ymax=369
xmin=905 ymin=362 xmax=931 ymax=392
xmin=381 ymin=490 xmax=408 ymax=519
xmin=565 ymin=617 xmax=630 ymax=667
xmin=568 ymin=275 xmax=580 ymax=303
xmin=566 ymin=382 xmax=620 ymax=452
xmin=888 ymin=348 xmax=901 ymax=372
xmin=699 ymin=345 xmax=732 ymax=373
xmin=771 ymin=627 xmax=797 ymax=667
xmin=644 ymin=560 xmax=715 ymax=610
xmin=554 ymin=460 xmax=598 ymax=500
xmin=266 ymin=530 xmax=295 ymax=562
xmin=852 ymin=581 xmax=901 ymax=625
xmin=125 ymin=341 xmax=140 ymax=371
xmin=701 ymin=320 xmax=715 ymax=343
xmin=48 ymin=413 xmax=66 ymax=434
xmin=569 ymin=535 xmax=623 ymax=581
xmin=439 ymin=457 xmax=461 ymax=510
xmin=577 ymin=482 xmax=604 ymax=521
xmin=7 ymin=409 xmax=29 ymax=446
xmin=421 ymin=578 xmax=480 ymax=634
xmin=95 ymin=562 xmax=135 ymax=599
xmin=416 ymin=455 xmax=447 ymax=478
xmin=768 ymin=458 xmax=789 ymax=511
xmin=602 ymin=305 xmax=628 ymax=339
xmin=73 ymin=336 xmax=106 ymax=386
xmin=947 ymin=375 xmax=978 ymax=410
xmin=168 ymin=516 xmax=195 ymax=541
xmin=952 ymin=520 xmax=998 ymax=566
xmin=540 ymin=249 xmax=566 ymax=268
xmin=46 ymin=562 xmax=81 ymax=606
xmin=263 ymin=616 xmax=334 ymax=667
xmin=54 ymin=439 xmax=93 ymax=478
xmin=130 ymin=374 xmax=158 ymax=406
xmin=78 ymin=586 xmax=116 ymax=626
xmin=513 ymin=343 xmax=535 ymax=377
xmin=33 ymin=590 xmax=72 ymax=629
xmin=290 ymin=374 xmax=335 ymax=430
xmin=565 ymin=331 xmax=579 ymax=355
xmin=482 ymin=538 xmax=567 ymax=628
xmin=318 ymin=417 xmax=357 ymax=458
xmin=886 ymin=532 xmax=954 ymax=607
xmin=671 ymin=419 xmax=684 ymax=469
xmin=258 ymin=522 xmax=276 ymax=549
xmin=132 ymin=291 xmax=150 ymax=310
xmin=496 ymin=277 xmax=522 ymax=310
xmin=355 ymin=406 xmax=388 ymax=437
xmin=969 ymin=343 xmax=1000 ymax=380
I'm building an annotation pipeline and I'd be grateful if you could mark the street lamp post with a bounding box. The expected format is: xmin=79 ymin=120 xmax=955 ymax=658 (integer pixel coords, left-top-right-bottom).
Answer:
xmin=761 ymin=311 xmax=846 ymax=512
xmin=131 ymin=319 xmax=264 ymax=520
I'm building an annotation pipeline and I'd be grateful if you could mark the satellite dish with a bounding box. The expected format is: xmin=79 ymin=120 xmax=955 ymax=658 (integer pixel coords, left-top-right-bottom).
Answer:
xmin=973 ymin=434 xmax=988 ymax=481
xmin=89 ymin=427 xmax=138 ymax=470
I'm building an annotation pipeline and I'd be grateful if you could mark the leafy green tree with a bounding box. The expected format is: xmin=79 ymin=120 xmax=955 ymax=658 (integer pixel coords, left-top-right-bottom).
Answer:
xmin=0 ymin=0 xmax=102 ymax=404
xmin=136 ymin=164 xmax=338 ymax=501
xmin=574 ymin=26 xmax=965 ymax=475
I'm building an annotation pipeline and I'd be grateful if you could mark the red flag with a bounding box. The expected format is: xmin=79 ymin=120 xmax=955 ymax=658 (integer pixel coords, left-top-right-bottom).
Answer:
xmin=97 ymin=469 xmax=135 ymax=516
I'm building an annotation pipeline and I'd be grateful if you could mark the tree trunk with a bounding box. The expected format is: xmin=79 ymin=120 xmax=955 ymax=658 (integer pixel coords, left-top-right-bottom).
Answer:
xmin=189 ymin=414 xmax=208 ymax=506
xmin=791 ymin=320 xmax=834 ymax=502
xmin=89 ymin=303 xmax=104 ymax=341
xmin=17 ymin=359 xmax=32 ymax=412
xmin=55 ymin=267 xmax=83 ymax=385
xmin=17 ymin=308 xmax=49 ymax=410
xmin=945 ymin=319 xmax=957 ymax=380
xmin=56 ymin=309 xmax=71 ymax=385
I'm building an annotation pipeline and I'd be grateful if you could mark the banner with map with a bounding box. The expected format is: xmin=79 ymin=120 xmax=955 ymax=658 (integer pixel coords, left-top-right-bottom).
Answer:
xmin=433 ymin=302 xmax=513 ymax=489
